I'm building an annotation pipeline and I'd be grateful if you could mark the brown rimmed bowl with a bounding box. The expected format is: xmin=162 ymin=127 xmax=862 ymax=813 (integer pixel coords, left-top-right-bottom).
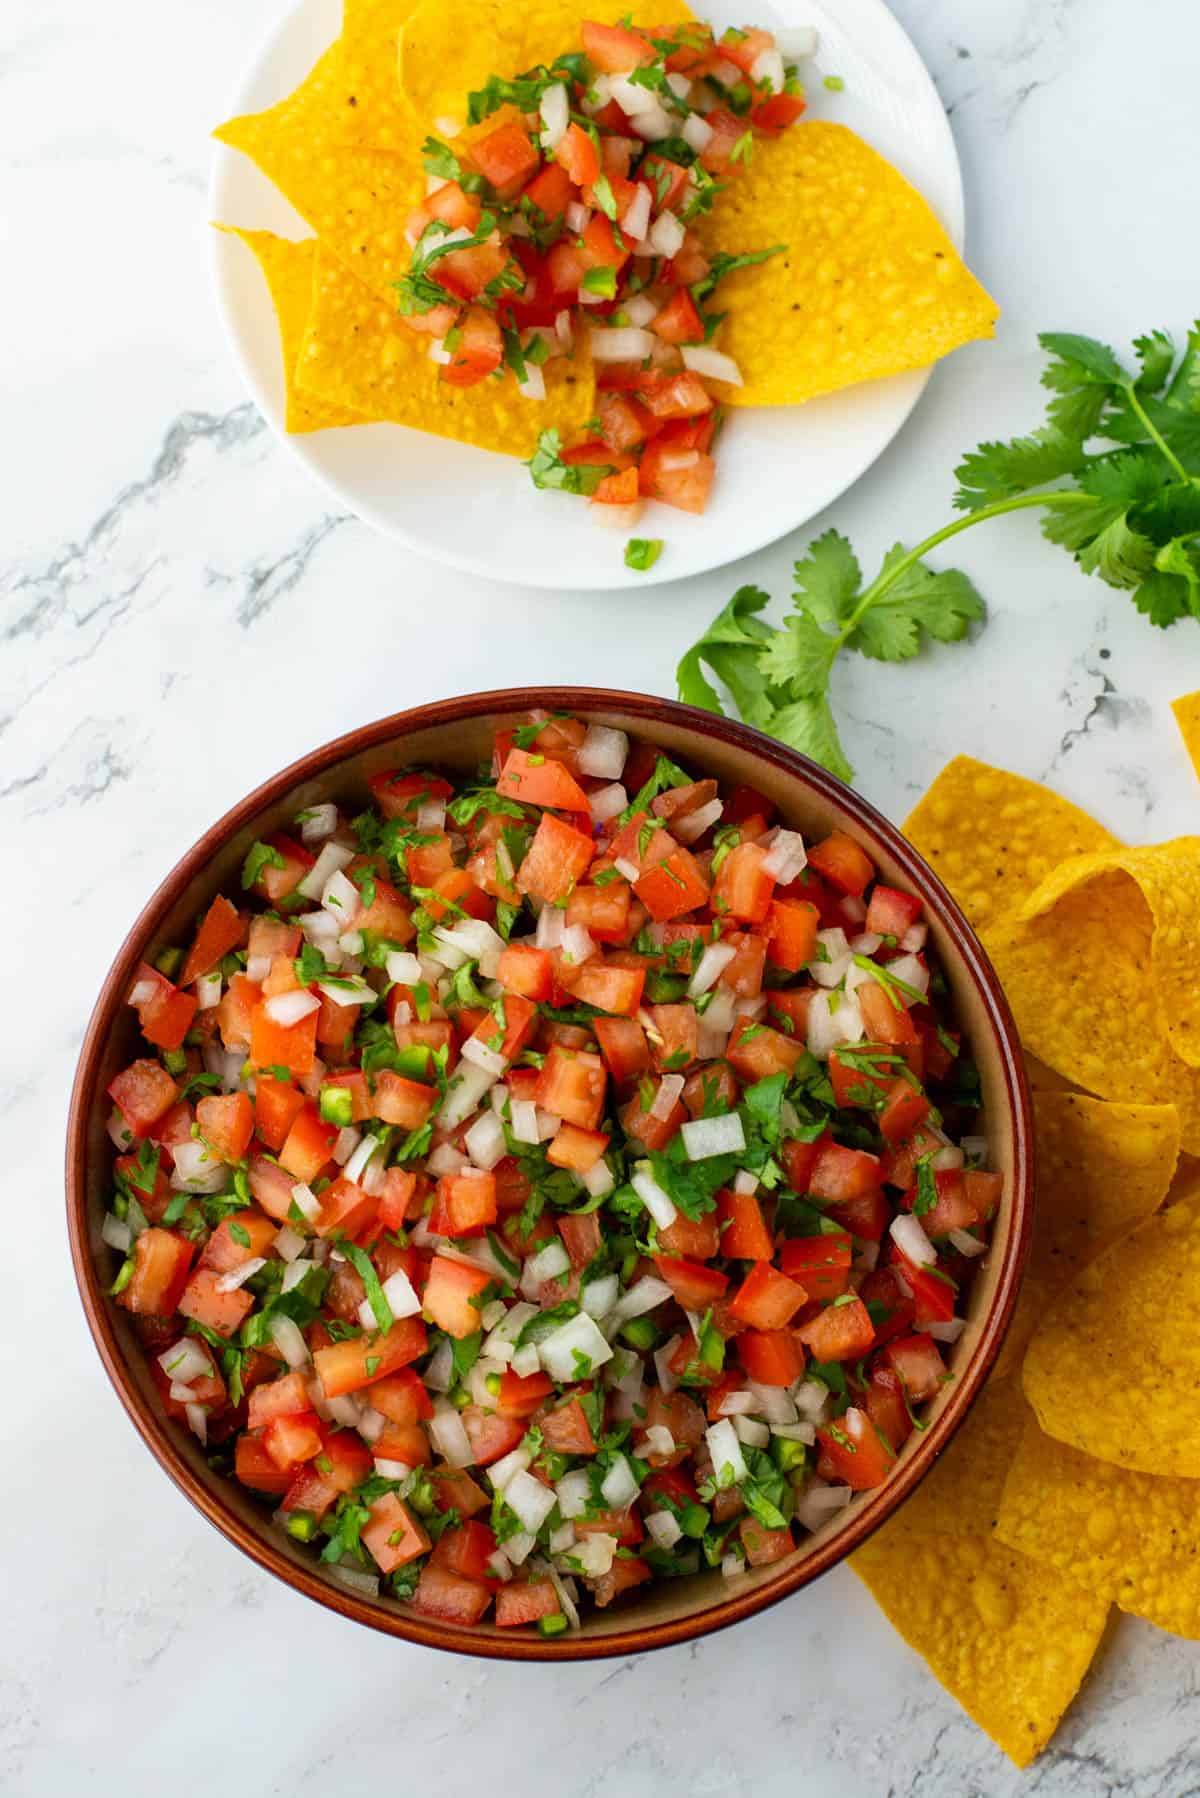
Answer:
xmin=67 ymin=687 xmax=1033 ymax=1660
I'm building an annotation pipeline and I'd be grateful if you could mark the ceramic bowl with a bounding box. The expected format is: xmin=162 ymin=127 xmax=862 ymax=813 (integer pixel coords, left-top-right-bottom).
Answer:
xmin=67 ymin=688 xmax=1033 ymax=1659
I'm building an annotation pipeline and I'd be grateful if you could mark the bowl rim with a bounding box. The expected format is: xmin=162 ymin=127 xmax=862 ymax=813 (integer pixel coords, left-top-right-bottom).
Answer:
xmin=66 ymin=686 xmax=1033 ymax=1661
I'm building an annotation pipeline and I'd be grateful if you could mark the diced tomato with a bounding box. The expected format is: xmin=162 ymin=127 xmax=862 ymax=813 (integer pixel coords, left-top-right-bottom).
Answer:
xmin=517 ymin=812 xmax=594 ymax=904
xmin=857 ymin=980 xmax=920 ymax=1054
xmin=129 ymin=963 xmax=198 ymax=1052
xmin=651 ymin=288 xmax=704 ymax=345
xmin=178 ymin=1267 xmax=254 ymax=1338
xmin=117 ymin=1227 xmax=193 ymax=1316
xmin=246 ymin=1369 xmax=311 ymax=1430
xmin=816 ymin=1406 xmax=896 ymax=1490
xmin=590 ymin=1555 xmax=652 ymax=1608
xmin=734 ymin=1518 xmax=794 ymax=1578
xmin=494 ymin=1368 xmax=555 ymax=1419
xmin=654 ymin=1255 xmax=729 ymax=1309
xmin=430 ymin=1168 xmax=497 ymax=1238
xmin=422 ymin=1255 xmax=495 ymax=1338
xmin=725 ymin=1017 xmax=805 ymax=1083
xmin=370 ymin=1368 xmax=433 ymax=1427
xmin=712 ymin=841 xmax=775 ymax=924
xmin=372 ymin=1070 xmax=439 ymax=1131
xmin=779 ymin=1232 xmax=853 ymax=1303
xmin=807 ymin=831 xmax=875 ymax=898
xmin=592 ymin=465 xmax=641 ymax=511
xmin=442 ymin=306 xmax=504 ymax=387
xmin=411 ymin=1563 xmax=493 ymax=1626
xmin=498 ymin=746 xmax=590 ymax=812
xmin=797 ymin=1295 xmax=875 ymax=1362
xmin=865 ymin=885 xmax=922 ymax=939
xmin=236 ymin=1431 xmax=292 ymax=1495
xmin=640 ymin=152 xmax=690 ymax=213
xmin=199 ymin=1209 xmax=277 ymax=1274
xmin=278 ymin=1102 xmax=339 ymax=1184
xmin=829 ymin=1049 xmax=893 ymax=1111
xmin=313 ymin=1316 xmax=428 ymax=1397
xmin=879 ymin=1078 xmax=932 ymax=1145
xmin=430 ymin=1519 xmax=498 ymax=1582
xmin=750 ymin=91 xmax=806 ymax=133
xmin=462 ymin=1406 xmax=527 ymax=1467
xmin=698 ymin=106 xmax=746 ymax=172
xmin=262 ymin=1412 xmax=323 ymax=1471
xmin=885 ymin=1333 xmax=946 ymax=1403
xmin=580 ymin=17 xmax=657 ymax=68
xmin=195 ymin=1091 xmax=254 ymax=1164
xmin=253 ymin=1074 xmax=305 ymax=1152
xmin=369 ymin=770 xmax=453 ymax=822
xmin=541 ymin=1396 xmax=597 ymax=1455
xmin=716 ymin=1186 xmax=773 ymax=1260
xmin=247 ymin=833 xmax=314 ymax=906
xmin=534 ymin=1043 xmax=607 ymax=1130
xmin=555 ymin=119 xmax=601 ymax=188
xmin=593 ymin=1015 xmax=651 ymax=1080
xmin=497 ymin=943 xmax=553 ymax=1000
xmin=521 ymin=160 xmax=573 ymax=220
xmin=647 ymin=1002 xmax=697 ymax=1072
xmin=109 ymin=1059 xmax=180 ymax=1137
xmin=737 ymin=1328 xmax=805 ymax=1386
xmin=362 ymin=1493 xmax=431 ymax=1574
xmin=620 ymin=1088 xmax=687 ymax=1151
xmin=857 ymin=1266 xmax=916 ymax=1345
xmin=863 ymin=1363 xmax=912 ymax=1454
xmin=881 ymin=1123 xmax=945 ymax=1191
xmin=728 ymin=1260 xmax=807 ymax=1330
xmin=635 ymin=846 xmax=711 ymax=921
xmin=965 ymin=1168 xmax=1002 ymax=1224
xmin=765 ymin=898 xmax=820 ymax=972
xmin=496 ymin=1579 xmax=561 ymax=1627
xmin=890 ymin=1246 xmax=958 ymax=1327
xmin=809 ymin=1139 xmax=882 ymax=1203
xmin=180 ymin=895 xmax=246 ymax=986
xmin=469 ymin=119 xmax=539 ymax=196
xmin=249 ymin=1001 xmax=318 ymax=1077
xmin=901 ymin=1167 xmax=977 ymax=1238
xmin=546 ymin=1121 xmax=610 ymax=1173
xmin=595 ymin=390 xmax=654 ymax=454
xmin=637 ymin=370 xmax=714 ymax=420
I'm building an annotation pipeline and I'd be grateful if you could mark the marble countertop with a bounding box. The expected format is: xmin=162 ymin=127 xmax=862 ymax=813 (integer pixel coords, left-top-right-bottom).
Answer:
xmin=5 ymin=0 xmax=1200 ymax=1790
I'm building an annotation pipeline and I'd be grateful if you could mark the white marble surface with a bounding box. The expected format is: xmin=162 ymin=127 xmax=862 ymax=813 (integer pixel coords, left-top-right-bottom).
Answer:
xmin=4 ymin=0 xmax=1200 ymax=1790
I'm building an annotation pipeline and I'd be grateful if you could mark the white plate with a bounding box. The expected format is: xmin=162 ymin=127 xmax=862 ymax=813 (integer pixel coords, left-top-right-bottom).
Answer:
xmin=210 ymin=0 xmax=965 ymax=591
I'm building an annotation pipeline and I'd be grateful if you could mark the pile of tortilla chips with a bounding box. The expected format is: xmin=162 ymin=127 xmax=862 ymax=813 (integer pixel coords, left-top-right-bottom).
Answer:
xmin=212 ymin=0 xmax=995 ymax=458
xmin=852 ymin=693 xmax=1200 ymax=1767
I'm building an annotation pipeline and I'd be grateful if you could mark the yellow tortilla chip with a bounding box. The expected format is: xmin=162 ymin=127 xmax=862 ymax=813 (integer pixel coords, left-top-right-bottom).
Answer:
xmin=220 ymin=229 xmax=361 ymax=434
xmin=297 ymin=245 xmax=594 ymax=455
xmin=1019 ymin=843 xmax=1200 ymax=1070
xmin=902 ymin=755 xmax=1120 ymax=938
xmin=987 ymin=889 xmax=1200 ymax=1156
xmin=851 ymin=1379 xmax=1108 ymax=1768
xmin=340 ymin=0 xmax=422 ymax=149
xmin=398 ymin=0 xmax=694 ymax=134
xmin=1023 ymin=1186 xmax=1200 ymax=1477
xmin=994 ymin=1092 xmax=1178 ymax=1378
xmin=996 ymin=1418 xmax=1200 ymax=1639
xmin=215 ymin=46 xmax=425 ymax=306
xmin=694 ymin=123 xmax=997 ymax=408
xmin=1173 ymin=690 xmax=1200 ymax=782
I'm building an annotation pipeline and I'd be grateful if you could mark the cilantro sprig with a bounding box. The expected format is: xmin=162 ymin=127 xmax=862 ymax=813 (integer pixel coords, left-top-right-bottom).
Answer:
xmin=677 ymin=324 xmax=1200 ymax=780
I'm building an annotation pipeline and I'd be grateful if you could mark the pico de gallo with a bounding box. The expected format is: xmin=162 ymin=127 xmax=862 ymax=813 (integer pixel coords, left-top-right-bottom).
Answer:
xmin=395 ymin=18 xmax=818 ymax=527
xmin=103 ymin=713 xmax=998 ymax=1634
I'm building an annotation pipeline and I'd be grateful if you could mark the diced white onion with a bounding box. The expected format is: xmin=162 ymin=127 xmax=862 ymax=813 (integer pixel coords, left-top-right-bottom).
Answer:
xmin=438 ymin=1060 xmax=500 ymax=1129
xmin=521 ymin=1238 xmax=571 ymax=1299
xmin=654 ymin=1333 xmax=682 ymax=1394
xmin=169 ymin=1140 xmax=226 ymax=1194
xmin=629 ymin=98 xmax=673 ymax=141
xmin=298 ymin=839 xmax=355 ymax=901
xmin=794 ymin=1481 xmax=853 ymax=1533
xmin=328 ymin=1564 xmax=379 ymax=1598
xmin=760 ymin=829 xmax=807 ymax=884
xmin=538 ymin=1311 xmax=614 ymax=1382
xmin=580 ymin=1273 xmax=619 ymax=1319
xmin=647 ymin=210 xmax=685 ymax=259
xmin=622 ymin=293 xmax=659 ymax=329
xmin=298 ymin=802 xmax=339 ymax=845
xmin=932 ymin=1143 xmax=965 ymax=1172
xmin=887 ymin=953 xmax=930 ymax=1000
xmin=185 ymin=1404 xmax=208 ymax=1444
xmin=581 ymin=1157 xmax=615 ymax=1199
xmin=426 ymin=1143 xmax=469 ymax=1178
xmin=747 ymin=1380 xmax=798 ymax=1425
xmin=732 ymin=1169 xmax=758 ymax=1197
xmin=157 ymin=1338 xmax=212 ymax=1386
xmin=264 ymin=989 xmax=320 ymax=1027
xmin=631 ymin=1164 xmax=677 ymax=1229
xmin=776 ymin=26 xmax=819 ymax=59
xmin=734 ymin=1415 xmax=770 ymax=1448
xmin=643 ymin=1425 xmax=677 ymax=1460
xmin=589 ymin=326 xmax=656 ymax=363
xmin=344 ymin=1136 xmax=380 ymax=1184
xmin=510 ymin=1099 xmax=541 ymax=1146
xmin=505 ymin=1468 xmax=558 ymax=1535
xmin=689 ymin=942 xmax=736 ymax=997
xmin=535 ymin=905 xmax=565 ymax=950
xmin=385 ymin=950 xmax=423 ymax=985
xmin=650 ymin=1073 xmax=686 ymax=1121
xmin=577 ymin=724 xmax=628 ymax=780
xmin=589 ymin=782 xmax=628 ymax=824
xmin=374 ymin=1457 xmax=413 ymax=1480
xmin=600 ymin=1453 xmax=639 ymax=1510
xmin=269 ymin=1315 xmax=310 ymax=1369
xmin=612 ymin=1275 xmax=673 ymax=1322
xmin=424 ymin=1335 xmax=455 ymax=1394
xmin=924 ymin=1317 xmax=968 ymax=1343
xmin=554 ymin=1468 xmax=592 ymax=1522
xmin=559 ymin=923 xmax=596 ymax=966
xmin=464 ymin=1108 xmax=507 ymax=1171
xmin=710 ymin=56 xmax=741 ymax=86
xmin=321 ymin=869 xmax=361 ymax=922
xmin=573 ymin=1532 xmax=619 ymax=1578
xmin=614 ymin=856 xmax=640 ymax=883
xmin=518 ymin=363 xmax=547 ymax=402
xmin=287 ymin=1182 xmax=319 ymax=1225
xmin=681 ymin=111 xmax=713 ymax=152
xmin=282 ymin=1258 xmax=313 ymax=1293
xmin=900 ymin=922 xmax=928 ymax=953
xmin=705 ymin=1419 xmax=747 ymax=1486
xmin=195 ymin=971 xmax=223 ymax=1011
xmin=890 ymin=1213 xmax=937 ymax=1267
xmin=489 ymin=1444 xmax=534 ymax=1491
xmin=620 ymin=182 xmax=652 ymax=241
xmin=317 ymin=977 xmax=373 ymax=1009
xmin=680 ymin=1113 xmax=745 ymax=1160
xmin=503 ymin=1531 xmax=537 ymax=1568
xmin=721 ymin=1552 xmax=744 ymax=1579
xmin=102 ymin=1213 xmax=132 ymax=1253
xmin=428 ymin=1400 xmax=475 ymax=1468
xmin=750 ymin=46 xmax=785 ymax=91
xmin=215 ymin=1256 xmax=265 ymax=1293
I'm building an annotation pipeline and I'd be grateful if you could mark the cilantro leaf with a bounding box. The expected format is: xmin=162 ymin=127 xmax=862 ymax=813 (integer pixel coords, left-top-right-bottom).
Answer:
xmin=241 ymin=841 xmax=285 ymax=891
xmin=790 ymin=528 xmax=862 ymax=628
xmin=527 ymin=428 xmax=613 ymax=496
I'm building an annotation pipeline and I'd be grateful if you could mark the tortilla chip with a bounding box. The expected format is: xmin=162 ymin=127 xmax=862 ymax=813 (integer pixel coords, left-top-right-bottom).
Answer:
xmin=340 ymin=0 xmax=423 ymax=149
xmin=903 ymin=755 xmax=1120 ymax=938
xmin=1023 ymin=1186 xmax=1200 ymax=1477
xmin=1174 ymin=690 xmax=1200 ymax=782
xmin=694 ymin=123 xmax=997 ymax=408
xmin=986 ymin=875 xmax=1200 ymax=1155
xmin=1019 ymin=843 xmax=1200 ymax=1069
xmin=220 ymin=229 xmax=362 ymax=434
xmin=398 ymin=0 xmax=695 ymax=134
xmin=297 ymin=244 xmax=595 ymax=455
xmin=851 ymin=1379 xmax=1108 ymax=1767
xmin=215 ymin=45 xmax=425 ymax=306
xmin=996 ymin=1418 xmax=1200 ymax=1640
xmin=994 ymin=1092 xmax=1178 ymax=1378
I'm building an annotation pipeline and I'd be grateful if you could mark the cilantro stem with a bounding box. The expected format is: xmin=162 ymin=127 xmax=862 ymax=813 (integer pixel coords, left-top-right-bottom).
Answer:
xmin=835 ymin=489 xmax=1096 ymax=646
xmin=1123 ymin=382 xmax=1192 ymax=484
